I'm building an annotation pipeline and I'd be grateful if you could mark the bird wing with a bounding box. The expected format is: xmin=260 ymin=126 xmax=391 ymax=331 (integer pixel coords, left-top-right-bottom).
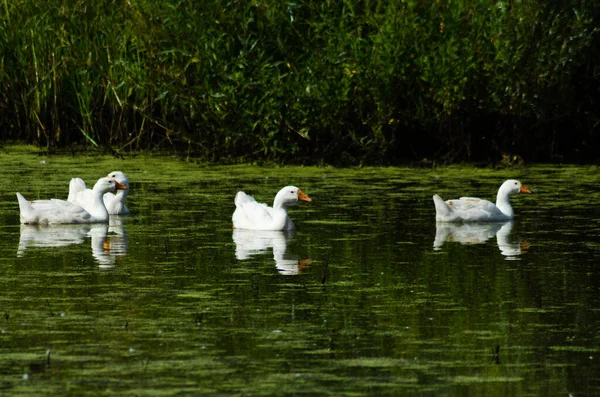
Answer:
xmin=31 ymin=199 xmax=93 ymax=223
xmin=233 ymin=192 xmax=274 ymax=229
xmin=448 ymin=197 xmax=504 ymax=221
xmin=239 ymin=201 xmax=273 ymax=227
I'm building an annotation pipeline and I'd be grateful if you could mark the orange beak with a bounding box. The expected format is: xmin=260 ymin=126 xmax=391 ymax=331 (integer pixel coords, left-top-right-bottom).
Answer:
xmin=115 ymin=181 xmax=127 ymax=190
xmin=297 ymin=189 xmax=312 ymax=203
xmin=298 ymin=258 xmax=312 ymax=271
xmin=520 ymin=185 xmax=531 ymax=194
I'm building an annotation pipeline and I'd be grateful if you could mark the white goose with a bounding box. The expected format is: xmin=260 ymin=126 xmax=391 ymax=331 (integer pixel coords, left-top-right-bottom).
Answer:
xmin=68 ymin=171 xmax=130 ymax=215
xmin=17 ymin=178 xmax=127 ymax=225
xmin=232 ymin=186 xmax=312 ymax=231
xmin=433 ymin=179 xmax=531 ymax=222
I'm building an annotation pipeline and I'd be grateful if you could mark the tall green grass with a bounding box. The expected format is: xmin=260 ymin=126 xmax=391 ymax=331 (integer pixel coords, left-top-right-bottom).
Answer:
xmin=0 ymin=0 xmax=598 ymax=163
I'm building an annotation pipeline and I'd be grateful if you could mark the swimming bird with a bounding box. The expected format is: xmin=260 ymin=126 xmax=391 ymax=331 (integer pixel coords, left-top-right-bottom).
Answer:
xmin=18 ymin=178 xmax=127 ymax=224
xmin=68 ymin=171 xmax=130 ymax=215
xmin=433 ymin=179 xmax=531 ymax=222
xmin=232 ymin=186 xmax=312 ymax=230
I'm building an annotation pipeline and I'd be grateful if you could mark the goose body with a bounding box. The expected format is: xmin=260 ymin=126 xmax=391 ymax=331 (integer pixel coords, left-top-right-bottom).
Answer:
xmin=68 ymin=171 xmax=130 ymax=215
xmin=232 ymin=186 xmax=312 ymax=231
xmin=18 ymin=178 xmax=127 ymax=225
xmin=433 ymin=179 xmax=531 ymax=222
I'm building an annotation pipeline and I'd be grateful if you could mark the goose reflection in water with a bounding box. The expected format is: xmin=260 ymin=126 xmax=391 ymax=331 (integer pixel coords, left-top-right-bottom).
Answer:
xmin=96 ymin=217 xmax=129 ymax=267
xmin=232 ymin=229 xmax=310 ymax=275
xmin=433 ymin=221 xmax=529 ymax=259
xmin=17 ymin=217 xmax=128 ymax=267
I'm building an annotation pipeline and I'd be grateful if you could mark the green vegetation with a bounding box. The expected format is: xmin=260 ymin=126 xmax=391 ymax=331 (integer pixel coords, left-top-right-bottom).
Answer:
xmin=1 ymin=0 xmax=598 ymax=164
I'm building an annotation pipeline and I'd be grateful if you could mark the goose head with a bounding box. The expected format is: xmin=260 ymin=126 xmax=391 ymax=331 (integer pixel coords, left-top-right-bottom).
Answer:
xmin=499 ymin=180 xmax=531 ymax=197
xmin=495 ymin=180 xmax=531 ymax=218
xmin=93 ymin=177 xmax=127 ymax=195
xmin=273 ymin=186 xmax=312 ymax=209
xmin=106 ymin=171 xmax=129 ymax=190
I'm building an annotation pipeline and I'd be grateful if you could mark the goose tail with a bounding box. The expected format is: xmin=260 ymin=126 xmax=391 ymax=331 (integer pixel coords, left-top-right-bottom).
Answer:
xmin=433 ymin=194 xmax=454 ymax=222
xmin=235 ymin=191 xmax=255 ymax=207
xmin=16 ymin=193 xmax=33 ymax=224
xmin=68 ymin=178 xmax=87 ymax=202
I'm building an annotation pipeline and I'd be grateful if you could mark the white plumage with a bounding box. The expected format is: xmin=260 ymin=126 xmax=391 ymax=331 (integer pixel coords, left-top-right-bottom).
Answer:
xmin=433 ymin=179 xmax=531 ymax=222
xmin=17 ymin=178 xmax=127 ymax=224
xmin=68 ymin=171 xmax=130 ymax=215
xmin=232 ymin=186 xmax=312 ymax=230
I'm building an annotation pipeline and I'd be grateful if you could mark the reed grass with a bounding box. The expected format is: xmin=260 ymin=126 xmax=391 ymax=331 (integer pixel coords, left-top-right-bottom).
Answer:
xmin=0 ymin=0 xmax=598 ymax=163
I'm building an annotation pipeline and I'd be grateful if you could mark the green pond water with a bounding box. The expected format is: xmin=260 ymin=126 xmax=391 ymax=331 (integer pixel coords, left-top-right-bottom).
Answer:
xmin=1 ymin=146 xmax=599 ymax=396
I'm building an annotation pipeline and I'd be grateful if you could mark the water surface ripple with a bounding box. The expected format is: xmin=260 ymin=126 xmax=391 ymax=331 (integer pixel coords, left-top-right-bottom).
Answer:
xmin=1 ymin=151 xmax=599 ymax=396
